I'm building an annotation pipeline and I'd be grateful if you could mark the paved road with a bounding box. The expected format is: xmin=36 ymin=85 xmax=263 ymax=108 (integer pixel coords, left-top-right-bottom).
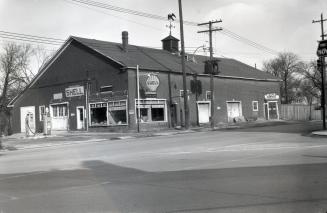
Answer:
xmin=1 ymin=121 xmax=327 ymax=212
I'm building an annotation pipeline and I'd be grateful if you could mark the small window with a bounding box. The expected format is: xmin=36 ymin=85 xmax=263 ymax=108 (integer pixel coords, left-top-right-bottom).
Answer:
xmin=100 ymin=85 xmax=113 ymax=93
xmin=39 ymin=105 xmax=45 ymax=121
xmin=206 ymin=91 xmax=212 ymax=100
xmin=252 ymin=101 xmax=258 ymax=111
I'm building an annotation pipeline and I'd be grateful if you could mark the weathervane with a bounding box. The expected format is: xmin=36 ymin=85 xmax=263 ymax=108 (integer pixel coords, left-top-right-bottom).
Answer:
xmin=166 ymin=13 xmax=176 ymax=36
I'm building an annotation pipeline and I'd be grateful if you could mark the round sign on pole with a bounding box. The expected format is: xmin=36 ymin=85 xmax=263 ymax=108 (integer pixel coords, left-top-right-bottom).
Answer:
xmin=146 ymin=74 xmax=160 ymax=92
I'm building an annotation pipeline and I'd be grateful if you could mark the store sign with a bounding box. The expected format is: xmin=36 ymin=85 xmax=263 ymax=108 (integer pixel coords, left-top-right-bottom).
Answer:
xmin=65 ymin=86 xmax=84 ymax=97
xmin=265 ymin=93 xmax=279 ymax=100
xmin=53 ymin=93 xmax=63 ymax=100
xmin=145 ymin=74 xmax=160 ymax=93
xmin=317 ymin=40 xmax=327 ymax=57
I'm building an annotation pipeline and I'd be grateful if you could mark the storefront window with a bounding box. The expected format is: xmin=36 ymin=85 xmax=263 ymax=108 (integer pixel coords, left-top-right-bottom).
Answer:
xmin=139 ymin=108 xmax=149 ymax=122
xmin=151 ymin=107 xmax=164 ymax=121
xmin=136 ymin=99 xmax=166 ymax=123
xmin=108 ymin=100 xmax=127 ymax=125
xmin=90 ymin=103 xmax=108 ymax=126
xmin=52 ymin=104 xmax=67 ymax=118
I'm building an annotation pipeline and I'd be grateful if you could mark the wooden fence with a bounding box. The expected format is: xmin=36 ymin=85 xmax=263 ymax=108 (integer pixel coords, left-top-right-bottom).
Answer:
xmin=280 ymin=104 xmax=322 ymax=121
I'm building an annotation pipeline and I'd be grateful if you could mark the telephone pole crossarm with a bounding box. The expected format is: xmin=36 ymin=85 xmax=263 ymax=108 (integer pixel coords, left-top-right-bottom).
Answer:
xmin=197 ymin=28 xmax=222 ymax=34
xmin=197 ymin=19 xmax=222 ymax=26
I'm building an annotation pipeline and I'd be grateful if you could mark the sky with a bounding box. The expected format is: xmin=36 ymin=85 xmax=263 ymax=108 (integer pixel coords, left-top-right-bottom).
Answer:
xmin=0 ymin=0 xmax=326 ymax=73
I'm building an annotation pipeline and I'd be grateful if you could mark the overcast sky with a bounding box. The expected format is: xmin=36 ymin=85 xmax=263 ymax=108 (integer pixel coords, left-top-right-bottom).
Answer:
xmin=0 ymin=0 xmax=326 ymax=71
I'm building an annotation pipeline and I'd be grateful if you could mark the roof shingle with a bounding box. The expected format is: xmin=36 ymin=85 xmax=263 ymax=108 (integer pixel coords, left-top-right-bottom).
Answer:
xmin=72 ymin=36 xmax=279 ymax=81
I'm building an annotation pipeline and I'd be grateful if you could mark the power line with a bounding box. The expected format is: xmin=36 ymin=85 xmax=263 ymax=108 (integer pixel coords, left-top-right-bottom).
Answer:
xmin=67 ymin=0 xmax=279 ymax=55
xmin=0 ymin=31 xmax=64 ymax=46
xmin=219 ymin=29 xmax=278 ymax=55
xmin=70 ymin=0 xmax=198 ymax=26
xmin=0 ymin=30 xmax=65 ymax=42
xmin=62 ymin=0 xmax=164 ymax=32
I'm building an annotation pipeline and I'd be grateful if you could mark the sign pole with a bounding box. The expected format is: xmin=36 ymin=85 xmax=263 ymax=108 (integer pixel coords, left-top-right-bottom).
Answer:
xmin=137 ymin=65 xmax=140 ymax=133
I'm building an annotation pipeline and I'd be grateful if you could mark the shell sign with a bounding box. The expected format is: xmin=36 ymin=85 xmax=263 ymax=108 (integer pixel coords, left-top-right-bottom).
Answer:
xmin=264 ymin=93 xmax=279 ymax=100
xmin=146 ymin=74 xmax=160 ymax=92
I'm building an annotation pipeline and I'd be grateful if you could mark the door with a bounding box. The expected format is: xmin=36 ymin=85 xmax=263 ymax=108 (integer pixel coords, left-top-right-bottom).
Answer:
xmin=268 ymin=101 xmax=278 ymax=119
xmin=76 ymin=106 xmax=85 ymax=130
xmin=227 ymin=102 xmax=241 ymax=122
xmin=50 ymin=103 xmax=68 ymax=130
xmin=170 ymin=103 xmax=177 ymax=127
xmin=264 ymin=103 xmax=269 ymax=120
xmin=197 ymin=102 xmax=210 ymax=123
xmin=20 ymin=106 xmax=35 ymax=133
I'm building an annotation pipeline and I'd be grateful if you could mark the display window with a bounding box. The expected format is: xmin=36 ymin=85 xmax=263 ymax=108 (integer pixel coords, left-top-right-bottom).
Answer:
xmin=135 ymin=99 xmax=167 ymax=123
xmin=90 ymin=103 xmax=108 ymax=126
xmin=90 ymin=100 xmax=128 ymax=126
xmin=108 ymin=100 xmax=127 ymax=125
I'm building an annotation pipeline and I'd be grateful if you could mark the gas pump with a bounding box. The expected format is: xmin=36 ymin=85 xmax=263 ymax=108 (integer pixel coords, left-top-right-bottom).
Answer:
xmin=25 ymin=112 xmax=36 ymax=137
xmin=43 ymin=107 xmax=52 ymax=135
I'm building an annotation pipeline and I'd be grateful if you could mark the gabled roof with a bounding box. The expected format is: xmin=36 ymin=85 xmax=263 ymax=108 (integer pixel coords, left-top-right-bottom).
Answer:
xmin=72 ymin=36 xmax=279 ymax=81
xmin=8 ymin=35 xmax=279 ymax=107
xmin=161 ymin=35 xmax=179 ymax=41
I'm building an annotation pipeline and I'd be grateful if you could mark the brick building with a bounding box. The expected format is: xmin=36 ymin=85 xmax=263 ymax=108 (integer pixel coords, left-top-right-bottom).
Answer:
xmin=8 ymin=31 xmax=281 ymax=133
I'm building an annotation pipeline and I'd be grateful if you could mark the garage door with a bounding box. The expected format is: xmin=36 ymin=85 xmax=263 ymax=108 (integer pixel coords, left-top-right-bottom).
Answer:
xmin=227 ymin=102 xmax=242 ymax=122
xmin=50 ymin=103 xmax=68 ymax=130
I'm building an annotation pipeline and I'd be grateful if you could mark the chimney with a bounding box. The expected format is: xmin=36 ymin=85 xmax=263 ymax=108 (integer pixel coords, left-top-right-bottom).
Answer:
xmin=122 ymin=31 xmax=128 ymax=51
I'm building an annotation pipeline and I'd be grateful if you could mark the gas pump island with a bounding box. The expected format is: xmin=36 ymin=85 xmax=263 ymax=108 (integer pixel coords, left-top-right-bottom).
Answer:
xmin=24 ymin=107 xmax=52 ymax=137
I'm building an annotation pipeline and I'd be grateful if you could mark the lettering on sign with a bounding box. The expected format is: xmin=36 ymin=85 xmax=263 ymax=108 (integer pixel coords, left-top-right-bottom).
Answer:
xmin=264 ymin=93 xmax=279 ymax=100
xmin=317 ymin=40 xmax=327 ymax=57
xmin=53 ymin=93 xmax=63 ymax=100
xmin=146 ymin=74 xmax=160 ymax=93
xmin=65 ymin=86 xmax=84 ymax=97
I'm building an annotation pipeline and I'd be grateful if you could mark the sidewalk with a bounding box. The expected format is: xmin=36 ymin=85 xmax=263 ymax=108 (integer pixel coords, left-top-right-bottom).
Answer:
xmin=0 ymin=128 xmax=196 ymax=151
xmin=0 ymin=120 xmax=300 ymax=152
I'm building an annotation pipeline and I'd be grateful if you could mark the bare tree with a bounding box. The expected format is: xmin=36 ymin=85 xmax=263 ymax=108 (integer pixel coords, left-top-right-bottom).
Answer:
xmin=263 ymin=52 xmax=303 ymax=104
xmin=33 ymin=45 xmax=54 ymax=73
xmin=0 ymin=42 xmax=34 ymax=135
xmin=299 ymin=61 xmax=321 ymax=104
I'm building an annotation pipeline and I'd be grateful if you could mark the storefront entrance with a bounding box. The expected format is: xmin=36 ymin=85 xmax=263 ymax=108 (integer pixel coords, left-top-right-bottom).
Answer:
xmin=50 ymin=103 xmax=68 ymax=130
xmin=197 ymin=101 xmax=210 ymax=124
xmin=264 ymin=101 xmax=279 ymax=120
xmin=76 ymin=106 xmax=84 ymax=130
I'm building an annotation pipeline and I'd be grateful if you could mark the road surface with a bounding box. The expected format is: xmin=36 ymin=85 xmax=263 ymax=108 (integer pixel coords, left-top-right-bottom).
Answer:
xmin=0 ymin=121 xmax=327 ymax=212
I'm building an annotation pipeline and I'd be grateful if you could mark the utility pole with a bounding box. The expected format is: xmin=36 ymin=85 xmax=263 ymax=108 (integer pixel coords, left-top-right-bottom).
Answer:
xmin=198 ymin=20 xmax=222 ymax=129
xmin=178 ymin=0 xmax=189 ymax=129
xmin=313 ymin=13 xmax=327 ymax=130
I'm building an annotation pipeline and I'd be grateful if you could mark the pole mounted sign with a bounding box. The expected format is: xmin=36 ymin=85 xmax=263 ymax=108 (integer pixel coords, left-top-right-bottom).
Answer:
xmin=317 ymin=40 xmax=327 ymax=57
xmin=145 ymin=73 xmax=160 ymax=94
